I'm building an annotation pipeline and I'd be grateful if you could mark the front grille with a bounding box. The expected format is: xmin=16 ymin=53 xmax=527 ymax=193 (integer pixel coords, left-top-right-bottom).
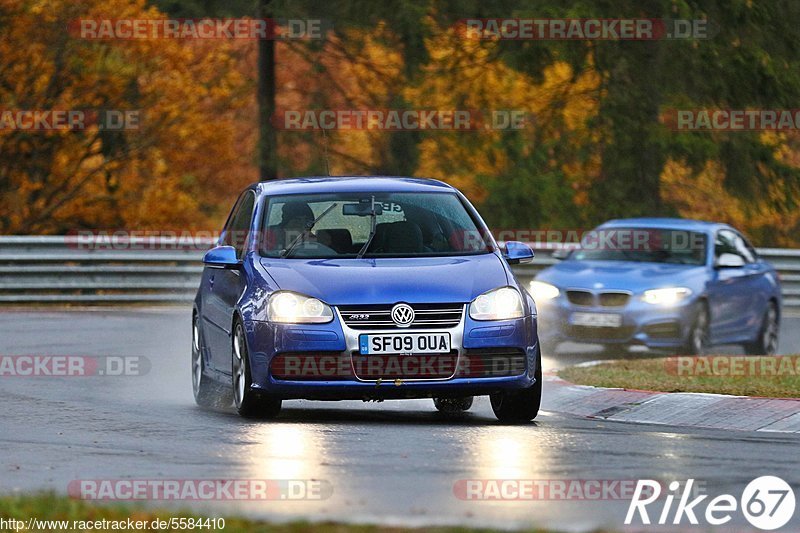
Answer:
xmin=566 ymin=325 xmax=635 ymax=341
xmin=459 ymin=348 xmax=527 ymax=377
xmin=351 ymin=351 xmax=458 ymax=380
xmin=598 ymin=292 xmax=630 ymax=307
xmin=568 ymin=290 xmax=630 ymax=307
xmin=566 ymin=290 xmax=594 ymax=306
xmin=338 ymin=303 xmax=464 ymax=330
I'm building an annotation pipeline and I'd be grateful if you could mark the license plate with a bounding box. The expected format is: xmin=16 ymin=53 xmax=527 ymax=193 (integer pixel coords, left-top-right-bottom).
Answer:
xmin=570 ymin=312 xmax=622 ymax=328
xmin=359 ymin=333 xmax=451 ymax=355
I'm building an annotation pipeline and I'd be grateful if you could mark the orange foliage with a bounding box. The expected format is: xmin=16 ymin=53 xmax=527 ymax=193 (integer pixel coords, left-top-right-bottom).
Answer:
xmin=0 ymin=0 xmax=257 ymax=233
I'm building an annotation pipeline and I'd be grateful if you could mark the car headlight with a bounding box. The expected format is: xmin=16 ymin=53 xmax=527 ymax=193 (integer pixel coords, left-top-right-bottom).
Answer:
xmin=469 ymin=287 xmax=524 ymax=321
xmin=267 ymin=291 xmax=333 ymax=323
xmin=642 ymin=287 xmax=693 ymax=305
xmin=529 ymin=281 xmax=560 ymax=301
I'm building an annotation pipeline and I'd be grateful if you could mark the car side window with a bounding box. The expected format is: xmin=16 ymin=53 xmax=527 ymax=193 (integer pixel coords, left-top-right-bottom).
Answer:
xmin=224 ymin=192 xmax=256 ymax=259
xmin=714 ymin=230 xmax=739 ymax=260
xmin=736 ymin=233 xmax=758 ymax=263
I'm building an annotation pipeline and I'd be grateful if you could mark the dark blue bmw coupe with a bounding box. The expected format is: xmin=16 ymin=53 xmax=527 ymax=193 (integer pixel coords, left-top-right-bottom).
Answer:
xmin=192 ymin=176 xmax=541 ymax=421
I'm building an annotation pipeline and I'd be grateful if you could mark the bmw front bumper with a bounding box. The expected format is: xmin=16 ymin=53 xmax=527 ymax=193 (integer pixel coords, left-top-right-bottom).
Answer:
xmin=537 ymin=295 xmax=696 ymax=349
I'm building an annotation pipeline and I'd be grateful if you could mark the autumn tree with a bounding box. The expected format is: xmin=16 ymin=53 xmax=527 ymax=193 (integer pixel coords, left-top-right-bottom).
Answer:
xmin=0 ymin=0 xmax=256 ymax=233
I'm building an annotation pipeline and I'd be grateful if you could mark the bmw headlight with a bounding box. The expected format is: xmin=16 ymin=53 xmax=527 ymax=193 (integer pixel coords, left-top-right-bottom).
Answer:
xmin=642 ymin=287 xmax=692 ymax=305
xmin=267 ymin=291 xmax=333 ymax=323
xmin=529 ymin=281 xmax=560 ymax=301
xmin=469 ymin=287 xmax=524 ymax=321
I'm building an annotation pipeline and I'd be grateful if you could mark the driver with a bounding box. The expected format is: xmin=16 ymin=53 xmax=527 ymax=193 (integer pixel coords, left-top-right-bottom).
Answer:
xmin=279 ymin=201 xmax=316 ymax=248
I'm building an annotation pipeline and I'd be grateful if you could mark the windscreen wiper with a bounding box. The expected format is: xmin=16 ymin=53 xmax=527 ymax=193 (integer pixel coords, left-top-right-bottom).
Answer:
xmin=281 ymin=203 xmax=337 ymax=258
xmin=357 ymin=196 xmax=379 ymax=259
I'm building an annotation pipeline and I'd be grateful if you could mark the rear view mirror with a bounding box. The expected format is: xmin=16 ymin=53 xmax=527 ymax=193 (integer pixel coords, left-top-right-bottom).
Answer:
xmin=203 ymin=245 xmax=241 ymax=269
xmin=343 ymin=202 xmax=383 ymax=216
xmin=503 ymin=241 xmax=534 ymax=264
xmin=715 ymin=252 xmax=745 ymax=268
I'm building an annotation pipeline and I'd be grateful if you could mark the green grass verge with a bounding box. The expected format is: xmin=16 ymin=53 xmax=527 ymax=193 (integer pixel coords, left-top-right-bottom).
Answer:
xmin=0 ymin=493 xmax=556 ymax=533
xmin=559 ymin=356 xmax=800 ymax=398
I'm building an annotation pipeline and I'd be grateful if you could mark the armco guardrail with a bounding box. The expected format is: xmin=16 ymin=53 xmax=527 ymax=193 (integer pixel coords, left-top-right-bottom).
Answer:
xmin=0 ymin=236 xmax=210 ymax=304
xmin=0 ymin=236 xmax=799 ymax=309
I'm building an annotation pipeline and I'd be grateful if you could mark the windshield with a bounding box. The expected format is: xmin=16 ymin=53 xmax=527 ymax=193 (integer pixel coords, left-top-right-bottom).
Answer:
xmin=259 ymin=192 xmax=493 ymax=259
xmin=570 ymin=228 xmax=707 ymax=265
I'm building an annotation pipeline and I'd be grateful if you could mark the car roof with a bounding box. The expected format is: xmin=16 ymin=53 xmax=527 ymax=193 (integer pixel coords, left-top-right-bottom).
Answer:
xmin=598 ymin=217 xmax=731 ymax=232
xmin=251 ymin=176 xmax=456 ymax=196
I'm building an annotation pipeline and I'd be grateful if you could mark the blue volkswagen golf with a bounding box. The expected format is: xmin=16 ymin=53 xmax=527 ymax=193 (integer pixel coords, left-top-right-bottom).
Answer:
xmin=532 ymin=218 xmax=781 ymax=356
xmin=192 ymin=177 xmax=541 ymax=421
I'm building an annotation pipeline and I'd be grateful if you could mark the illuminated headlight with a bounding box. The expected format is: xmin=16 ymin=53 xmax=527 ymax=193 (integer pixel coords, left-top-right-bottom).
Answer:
xmin=642 ymin=287 xmax=692 ymax=305
xmin=469 ymin=287 xmax=524 ymax=321
xmin=529 ymin=281 xmax=560 ymax=301
xmin=267 ymin=291 xmax=333 ymax=323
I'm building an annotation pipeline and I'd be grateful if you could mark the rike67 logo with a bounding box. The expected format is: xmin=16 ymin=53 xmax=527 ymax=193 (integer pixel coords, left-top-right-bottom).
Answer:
xmin=626 ymin=477 xmax=796 ymax=530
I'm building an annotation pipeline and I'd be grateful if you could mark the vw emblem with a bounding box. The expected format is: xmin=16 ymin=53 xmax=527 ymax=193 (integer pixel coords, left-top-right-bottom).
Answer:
xmin=391 ymin=303 xmax=415 ymax=328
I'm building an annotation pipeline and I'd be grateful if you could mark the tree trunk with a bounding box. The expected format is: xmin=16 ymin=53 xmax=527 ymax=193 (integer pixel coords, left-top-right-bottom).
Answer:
xmin=257 ymin=0 xmax=277 ymax=180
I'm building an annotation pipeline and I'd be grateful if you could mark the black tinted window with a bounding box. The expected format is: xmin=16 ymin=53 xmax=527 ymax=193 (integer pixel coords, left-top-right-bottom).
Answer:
xmin=260 ymin=192 xmax=491 ymax=259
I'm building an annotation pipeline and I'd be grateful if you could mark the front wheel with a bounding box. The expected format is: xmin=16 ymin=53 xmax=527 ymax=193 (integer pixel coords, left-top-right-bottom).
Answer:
xmin=490 ymin=346 xmax=542 ymax=423
xmin=232 ymin=321 xmax=282 ymax=419
xmin=745 ymin=303 xmax=779 ymax=356
xmin=682 ymin=304 xmax=710 ymax=356
xmin=192 ymin=316 xmax=231 ymax=409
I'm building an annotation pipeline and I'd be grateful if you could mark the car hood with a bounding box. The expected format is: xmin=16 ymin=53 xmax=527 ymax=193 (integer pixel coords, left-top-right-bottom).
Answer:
xmin=259 ymin=254 xmax=509 ymax=305
xmin=536 ymin=260 xmax=706 ymax=293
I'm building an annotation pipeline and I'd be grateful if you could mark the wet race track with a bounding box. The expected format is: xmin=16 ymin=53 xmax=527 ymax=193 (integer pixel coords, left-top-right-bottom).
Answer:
xmin=1 ymin=308 xmax=799 ymax=531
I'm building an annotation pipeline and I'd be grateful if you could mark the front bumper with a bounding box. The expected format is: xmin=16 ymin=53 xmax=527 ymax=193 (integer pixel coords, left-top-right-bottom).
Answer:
xmin=537 ymin=295 xmax=696 ymax=349
xmin=242 ymin=307 xmax=539 ymax=400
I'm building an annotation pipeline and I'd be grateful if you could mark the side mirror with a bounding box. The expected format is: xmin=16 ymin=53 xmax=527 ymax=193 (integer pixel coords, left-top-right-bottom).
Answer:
xmin=551 ymin=248 xmax=571 ymax=261
xmin=503 ymin=241 xmax=534 ymax=264
xmin=203 ymin=245 xmax=241 ymax=269
xmin=715 ymin=252 xmax=745 ymax=269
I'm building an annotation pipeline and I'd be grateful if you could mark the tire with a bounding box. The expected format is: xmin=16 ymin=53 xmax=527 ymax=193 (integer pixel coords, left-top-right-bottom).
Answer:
xmin=433 ymin=396 xmax=474 ymax=413
xmin=683 ymin=303 xmax=710 ymax=356
xmin=192 ymin=316 xmax=232 ymax=409
xmin=490 ymin=345 xmax=542 ymax=423
xmin=232 ymin=320 xmax=282 ymax=419
xmin=745 ymin=302 xmax=779 ymax=356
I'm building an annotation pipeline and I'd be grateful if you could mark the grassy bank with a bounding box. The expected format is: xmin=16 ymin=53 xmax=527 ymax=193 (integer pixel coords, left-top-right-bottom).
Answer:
xmin=559 ymin=356 xmax=800 ymax=398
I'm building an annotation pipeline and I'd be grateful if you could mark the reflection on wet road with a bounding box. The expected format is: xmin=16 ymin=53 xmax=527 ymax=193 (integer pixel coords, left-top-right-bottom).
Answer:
xmin=1 ymin=308 xmax=798 ymax=531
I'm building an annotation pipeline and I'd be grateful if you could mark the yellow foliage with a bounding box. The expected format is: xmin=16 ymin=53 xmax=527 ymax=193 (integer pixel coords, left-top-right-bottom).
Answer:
xmin=661 ymin=158 xmax=800 ymax=246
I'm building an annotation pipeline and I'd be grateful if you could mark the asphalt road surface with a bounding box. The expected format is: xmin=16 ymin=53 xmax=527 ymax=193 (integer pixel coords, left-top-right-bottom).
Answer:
xmin=1 ymin=308 xmax=799 ymax=531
